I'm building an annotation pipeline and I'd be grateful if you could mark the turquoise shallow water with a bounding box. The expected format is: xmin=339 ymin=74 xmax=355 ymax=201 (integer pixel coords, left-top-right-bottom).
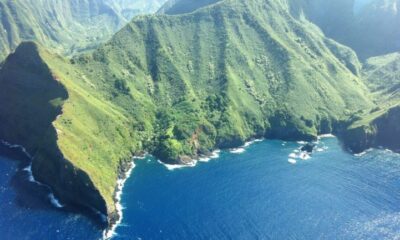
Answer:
xmin=1 ymin=137 xmax=400 ymax=239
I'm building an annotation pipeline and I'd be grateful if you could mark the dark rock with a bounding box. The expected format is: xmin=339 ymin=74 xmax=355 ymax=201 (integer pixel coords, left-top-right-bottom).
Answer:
xmin=301 ymin=143 xmax=316 ymax=153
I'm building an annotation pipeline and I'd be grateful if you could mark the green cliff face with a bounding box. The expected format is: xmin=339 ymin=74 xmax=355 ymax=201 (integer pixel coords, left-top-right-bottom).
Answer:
xmin=340 ymin=53 xmax=400 ymax=152
xmin=0 ymin=0 xmax=168 ymax=61
xmin=0 ymin=42 xmax=125 ymax=223
xmin=0 ymin=0 xmax=375 ymax=225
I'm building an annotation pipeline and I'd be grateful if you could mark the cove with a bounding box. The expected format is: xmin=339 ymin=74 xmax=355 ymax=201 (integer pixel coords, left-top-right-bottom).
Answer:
xmin=1 ymin=137 xmax=400 ymax=239
xmin=114 ymin=137 xmax=400 ymax=240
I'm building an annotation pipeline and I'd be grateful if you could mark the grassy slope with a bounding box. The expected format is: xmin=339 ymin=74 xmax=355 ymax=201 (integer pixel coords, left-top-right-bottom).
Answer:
xmin=0 ymin=42 xmax=139 ymax=220
xmin=0 ymin=0 xmax=168 ymax=61
xmin=364 ymin=53 xmax=400 ymax=104
xmin=339 ymin=53 xmax=400 ymax=152
xmin=350 ymin=53 xmax=400 ymax=127
xmin=74 ymin=0 xmax=372 ymax=161
xmin=0 ymin=0 xmax=374 ymax=222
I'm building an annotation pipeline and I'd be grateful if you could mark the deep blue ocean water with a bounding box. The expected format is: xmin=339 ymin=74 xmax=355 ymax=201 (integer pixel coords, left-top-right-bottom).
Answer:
xmin=1 ymin=137 xmax=400 ymax=239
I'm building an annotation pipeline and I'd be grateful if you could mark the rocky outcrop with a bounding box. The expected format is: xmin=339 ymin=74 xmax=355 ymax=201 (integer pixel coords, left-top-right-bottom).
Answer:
xmin=339 ymin=106 xmax=400 ymax=153
xmin=0 ymin=42 xmax=109 ymax=224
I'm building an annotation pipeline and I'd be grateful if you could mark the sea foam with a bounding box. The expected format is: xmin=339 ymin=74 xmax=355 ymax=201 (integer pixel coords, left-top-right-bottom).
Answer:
xmin=1 ymin=140 xmax=64 ymax=208
xmin=103 ymin=161 xmax=136 ymax=240
xmin=288 ymin=159 xmax=297 ymax=164
xmin=318 ymin=134 xmax=335 ymax=139
xmin=49 ymin=193 xmax=64 ymax=208
xmin=230 ymin=138 xmax=264 ymax=154
xmin=198 ymin=150 xmax=221 ymax=163
xmin=230 ymin=148 xmax=246 ymax=154
xmin=159 ymin=160 xmax=198 ymax=170
xmin=354 ymin=149 xmax=373 ymax=157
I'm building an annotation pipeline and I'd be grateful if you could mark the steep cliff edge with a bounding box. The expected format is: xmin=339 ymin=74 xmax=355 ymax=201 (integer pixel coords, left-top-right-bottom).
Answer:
xmin=0 ymin=42 xmax=137 ymax=226
xmin=339 ymin=53 xmax=400 ymax=153
xmin=0 ymin=0 xmax=377 ymax=229
xmin=339 ymin=106 xmax=400 ymax=153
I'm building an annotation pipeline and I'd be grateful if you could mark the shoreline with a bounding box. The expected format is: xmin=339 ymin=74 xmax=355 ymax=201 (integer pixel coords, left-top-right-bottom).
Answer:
xmin=158 ymin=138 xmax=265 ymax=171
xmin=0 ymin=133 xmax=377 ymax=239
xmin=102 ymin=157 xmax=137 ymax=240
xmin=0 ymin=140 xmax=64 ymax=208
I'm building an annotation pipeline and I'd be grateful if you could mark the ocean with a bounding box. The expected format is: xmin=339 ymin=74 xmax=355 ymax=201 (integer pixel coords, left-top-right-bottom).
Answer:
xmin=1 ymin=137 xmax=400 ymax=239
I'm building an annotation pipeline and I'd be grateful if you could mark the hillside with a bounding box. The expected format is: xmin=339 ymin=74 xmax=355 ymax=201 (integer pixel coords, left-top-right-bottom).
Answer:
xmin=0 ymin=0 xmax=374 ymax=230
xmin=158 ymin=0 xmax=221 ymax=14
xmin=0 ymin=0 xmax=167 ymax=61
xmin=339 ymin=53 xmax=400 ymax=152
xmin=364 ymin=52 xmax=400 ymax=104
xmin=292 ymin=0 xmax=400 ymax=60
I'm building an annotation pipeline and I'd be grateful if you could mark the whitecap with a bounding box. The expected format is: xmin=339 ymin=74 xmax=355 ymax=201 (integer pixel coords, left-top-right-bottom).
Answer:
xmin=354 ymin=148 xmax=373 ymax=157
xmin=210 ymin=150 xmax=221 ymax=159
xmin=23 ymin=164 xmax=32 ymax=172
xmin=288 ymin=159 xmax=297 ymax=164
xmin=197 ymin=157 xmax=211 ymax=163
xmin=103 ymin=161 xmax=136 ymax=240
xmin=1 ymin=140 xmax=32 ymax=158
xmin=315 ymin=147 xmax=325 ymax=152
xmin=158 ymin=160 xmax=197 ymax=171
xmin=133 ymin=154 xmax=148 ymax=160
xmin=244 ymin=138 xmax=263 ymax=148
xmin=48 ymin=193 xmax=64 ymax=208
xmin=289 ymin=153 xmax=297 ymax=158
xmin=229 ymin=138 xmax=264 ymax=155
xmin=318 ymin=134 xmax=335 ymax=139
xmin=22 ymin=164 xmax=38 ymax=183
xmin=297 ymin=141 xmax=307 ymax=145
xmin=230 ymin=148 xmax=245 ymax=154
xmin=198 ymin=150 xmax=221 ymax=162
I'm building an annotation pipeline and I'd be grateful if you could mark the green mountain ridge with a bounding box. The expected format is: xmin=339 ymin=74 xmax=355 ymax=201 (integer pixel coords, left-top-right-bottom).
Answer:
xmin=292 ymin=0 xmax=400 ymax=60
xmin=158 ymin=0 xmax=222 ymax=14
xmin=0 ymin=0 xmax=167 ymax=61
xmin=2 ymin=0 xmax=398 ymax=231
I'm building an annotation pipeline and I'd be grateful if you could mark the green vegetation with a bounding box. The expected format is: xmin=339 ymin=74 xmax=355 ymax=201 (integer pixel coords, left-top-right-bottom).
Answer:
xmin=349 ymin=52 xmax=400 ymax=128
xmin=0 ymin=0 xmax=168 ymax=61
xmin=340 ymin=52 xmax=400 ymax=152
xmin=0 ymin=0 xmax=388 ymax=226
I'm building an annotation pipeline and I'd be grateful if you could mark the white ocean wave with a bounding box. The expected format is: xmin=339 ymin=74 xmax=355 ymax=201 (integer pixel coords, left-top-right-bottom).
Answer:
xmin=288 ymin=158 xmax=297 ymax=164
xmin=244 ymin=138 xmax=263 ymax=147
xmin=158 ymin=160 xmax=197 ymax=171
xmin=230 ymin=148 xmax=245 ymax=154
xmin=103 ymin=161 xmax=136 ymax=240
xmin=229 ymin=138 xmax=264 ymax=155
xmin=1 ymin=140 xmax=32 ymax=158
xmin=354 ymin=148 xmax=373 ymax=157
xmin=133 ymin=154 xmax=149 ymax=160
xmin=315 ymin=147 xmax=328 ymax=152
xmin=49 ymin=193 xmax=64 ymax=208
xmin=197 ymin=150 xmax=221 ymax=163
xmin=1 ymin=139 xmax=65 ymax=210
xmin=318 ymin=134 xmax=335 ymax=139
